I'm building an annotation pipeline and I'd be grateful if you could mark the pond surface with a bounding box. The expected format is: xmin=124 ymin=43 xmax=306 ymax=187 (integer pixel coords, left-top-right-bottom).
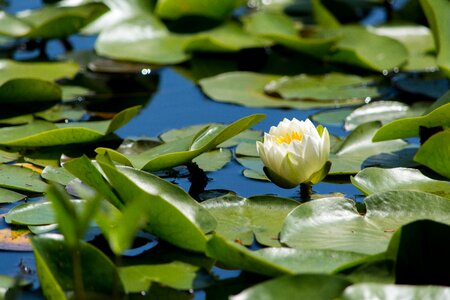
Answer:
xmin=2 ymin=0 xmax=449 ymax=299
xmin=0 ymin=0 xmax=362 ymax=295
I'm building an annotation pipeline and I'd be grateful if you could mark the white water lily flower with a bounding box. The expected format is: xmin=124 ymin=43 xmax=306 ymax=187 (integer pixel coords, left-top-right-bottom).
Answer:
xmin=256 ymin=118 xmax=331 ymax=188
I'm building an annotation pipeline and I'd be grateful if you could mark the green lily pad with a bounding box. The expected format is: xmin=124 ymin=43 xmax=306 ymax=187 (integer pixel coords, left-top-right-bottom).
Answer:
xmin=369 ymin=25 xmax=437 ymax=71
xmin=343 ymin=283 xmax=450 ymax=300
xmin=0 ymin=115 xmax=34 ymax=126
xmin=0 ymin=187 xmax=26 ymax=203
xmin=155 ymin=0 xmax=238 ymax=20
xmin=0 ymin=105 xmax=140 ymax=147
xmin=120 ymin=261 xmax=212 ymax=292
xmin=99 ymin=114 xmax=265 ymax=172
xmin=160 ymin=123 xmax=261 ymax=148
xmin=329 ymin=26 xmax=408 ymax=71
xmin=311 ymin=0 xmax=340 ymax=28
xmin=200 ymin=72 xmax=364 ymax=109
xmin=201 ymin=194 xmax=298 ymax=247
xmin=0 ymin=13 xmax=31 ymax=37
xmin=0 ymin=59 xmax=79 ymax=86
xmin=5 ymin=200 xmax=86 ymax=226
xmin=330 ymin=121 xmax=408 ymax=175
xmin=235 ymin=141 xmax=259 ymax=157
xmin=264 ymin=73 xmax=379 ymax=101
xmin=96 ymin=155 xmax=217 ymax=253
xmin=414 ymin=129 xmax=450 ymax=179
xmin=0 ymin=3 xmax=108 ymax=39
xmin=231 ymin=274 xmax=351 ymax=300
xmin=95 ymin=14 xmax=189 ymax=65
xmin=0 ymin=59 xmax=79 ymax=103
xmin=206 ymin=234 xmax=366 ymax=277
xmin=41 ymin=166 xmax=77 ymax=185
xmin=35 ymin=104 xmax=85 ymax=122
xmin=185 ymin=22 xmax=271 ymax=53
xmin=420 ymin=0 xmax=450 ymax=77
xmin=243 ymin=11 xmax=298 ymax=38
xmin=280 ymin=191 xmax=450 ymax=254
xmin=32 ymin=234 xmax=124 ymax=299
xmin=82 ymin=0 xmax=155 ymax=35
xmin=372 ymin=103 xmax=450 ymax=141
xmin=193 ymin=149 xmax=232 ymax=172
xmin=351 ymin=167 xmax=450 ymax=198
xmin=311 ymin=108 xmax=354 ymax=126
xmin=344 ymin=101 xmax=429 ymax=131
xmin=160 ymin=124 xmax=216 ymax=143
xmin=243 ymin=11 xmax=339 ymax=58
xmin=0 ymin=164 xmax=48 ymax=192
xmin=96 ymin=13 xmax=269 ymax=65
xmin=0 ymin=148 xmax=19 ymax=163
xmin=0 ymin=79 xmax=61 ymax=104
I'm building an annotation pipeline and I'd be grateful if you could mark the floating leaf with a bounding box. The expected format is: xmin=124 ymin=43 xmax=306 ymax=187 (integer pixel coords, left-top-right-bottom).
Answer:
xmin=369 ymin=25 xmax=437 ymax=71
xmin=201 ymin=194 xmax=298 ymax=247
xmin=32 ymin=234 xmax=124 ymax=299
xmin=0 ymin=164 xmax=48 ymax=192
xmin=82 ymin=0 xmax=155 ymax=34
xmin=330 ymin=122 xmax=408 ymax=175
xmin=200 ymin=72 xmax=364 ymax=109
xmin=96 ymin=155 xmax=217 ymax=253
xmin=5 ymin=200 xmax=85 ymax=226
xmin=0 ymin=148 xmax=19 ymax=163
xmin=231 ymin=274 xmax=351 ymax=300
xmin=372 ymin=103 xmax=450 ymax=141
xmin=0 ymin=106 xmax=140 ymax=147
xmin=344 ymin=101 xmax=429 ymax=131
xmin=108 ymin=114 xmax=265 ymax=172
xmin=41 ymin=166 xmax=76 ymax=185
xmin=414 ymin=129 xmax=450 ymax=179
xmin=0 ymin=59 xmax=79 ymax=103
xmin=420 ymin=0 xmax=450 ymax=77
xmin=329 ymin=26 xmax=408 ymax=71
xmin=160 ymin=124 xmax=215 ymax=143
xmin=185 ymin=22 xmax=271 ymax=53
xmin=95 ymin=14 xmax=189 ymax=65
xmin=0 ymin=187 xmax=26 ymax=203
xmin=265 ymin=73 xmax=379 ymax=101
xmin=0 ymin=3 xmax=108 ymax=39
xmin=206 ymin=234 xmax=366 ymax=277
xmin=311 ymin=0 xmax=340 ymax=28
xmin=280 ymin=191 xmax=450 ymax=254
xmin=193 ymin=149 xmax=232 ymax=172
xmin=243 ymin=11 xmax=339 ymax=58
xmin=35 ymin=104 xmax=85 ymax=122
xmin=351 ymin=167 xmax=450 ymax=198
xmin=311 ymin=108 xmax=353 ymax=126
xmin=120 ymin=261 xmax=213 ymax=292
xmin=343 ymin=283 xmax=450 ymax=300
xmin=155 ymin=0 xmax=238 ymax=20
xmin=0 ymin=59 xmax=79 ymax=86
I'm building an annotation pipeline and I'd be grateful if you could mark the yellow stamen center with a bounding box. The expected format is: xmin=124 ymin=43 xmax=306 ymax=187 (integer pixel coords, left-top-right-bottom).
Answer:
xmin=276 ymin=131 xmax=303 ymax=144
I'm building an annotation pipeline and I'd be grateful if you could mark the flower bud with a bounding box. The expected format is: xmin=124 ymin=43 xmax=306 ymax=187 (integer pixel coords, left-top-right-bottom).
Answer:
xmin=256 ymin=118 xmax=331 ymax=189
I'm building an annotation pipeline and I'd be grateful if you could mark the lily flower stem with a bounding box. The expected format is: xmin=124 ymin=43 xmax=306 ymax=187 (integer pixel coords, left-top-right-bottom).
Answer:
xmin=187 ymin=162 xmax=208 ymax=200
xmin=300 ymin=182 xmax=312 ymax=202
xmin=72 ymin=245 xmax=86 ymax=300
